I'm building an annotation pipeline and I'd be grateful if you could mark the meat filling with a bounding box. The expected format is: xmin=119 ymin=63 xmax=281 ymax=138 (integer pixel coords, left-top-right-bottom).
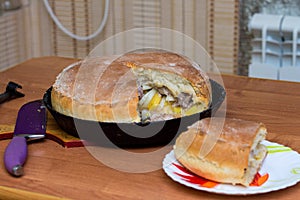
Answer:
xmin=130 ymin=64 xmax=209 ymax=122
xmin=138 ymin=85 xmax=202 ymax=122
xmin=176 ymin=92 xmax=193 ymax=109
xmin=243 ymin=127 xmax=267 ymax=185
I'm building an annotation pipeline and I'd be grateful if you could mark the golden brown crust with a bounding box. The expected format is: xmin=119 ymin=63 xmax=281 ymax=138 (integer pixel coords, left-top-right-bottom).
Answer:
xmin=51 ymin=88 xmax=140 ymax=122
xmin=51 ymin=57 xmax=140 ymax=122
xmin=174 ymin=118 xmax=267 ymax=186
xmin=51 ymin=52 xmax=211 ymax=122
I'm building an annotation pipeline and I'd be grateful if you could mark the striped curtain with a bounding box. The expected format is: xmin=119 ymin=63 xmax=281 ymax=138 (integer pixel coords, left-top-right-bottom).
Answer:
xmin=0 ymin=0 xmax=239 ymax=73
xmin=48 ymin=0 xmax=239 ymax=73
xmin=0 ymin=11 xmax=26 ymax=71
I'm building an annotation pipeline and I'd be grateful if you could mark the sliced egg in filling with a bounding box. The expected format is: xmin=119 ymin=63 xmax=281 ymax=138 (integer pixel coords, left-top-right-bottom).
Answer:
xmin=137 ymin=79 xmax=205 ymax=122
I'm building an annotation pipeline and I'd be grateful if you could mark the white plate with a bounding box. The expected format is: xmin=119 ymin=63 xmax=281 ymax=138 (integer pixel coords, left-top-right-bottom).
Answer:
xmin=162 ymin=140 xmax=300 ymax=195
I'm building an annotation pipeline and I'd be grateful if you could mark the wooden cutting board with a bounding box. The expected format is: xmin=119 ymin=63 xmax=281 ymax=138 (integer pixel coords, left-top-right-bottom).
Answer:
xmin=0 ymin=114 xmax=84 ymax=148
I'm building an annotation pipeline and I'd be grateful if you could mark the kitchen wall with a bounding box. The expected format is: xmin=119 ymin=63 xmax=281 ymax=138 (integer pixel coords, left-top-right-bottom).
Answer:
xmin=0 ymin=0 xmax=239 ymax=74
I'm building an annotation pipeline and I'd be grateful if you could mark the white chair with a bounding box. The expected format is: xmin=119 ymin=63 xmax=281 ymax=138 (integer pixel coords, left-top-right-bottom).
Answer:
xmin=249 ymin=63 xmax=279 ymax=80
xmin=279 ymin=66 xmax=300 ymax=82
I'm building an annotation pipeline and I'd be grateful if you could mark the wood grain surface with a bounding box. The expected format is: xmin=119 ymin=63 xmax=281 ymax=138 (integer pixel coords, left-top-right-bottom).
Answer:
xmin=0 ymin=56 xmax=300 ymax=199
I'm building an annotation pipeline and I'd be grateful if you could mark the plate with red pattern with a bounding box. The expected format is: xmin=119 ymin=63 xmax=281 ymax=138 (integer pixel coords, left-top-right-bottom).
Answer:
xmin=162 ymin=140 xmax=300 ymax=195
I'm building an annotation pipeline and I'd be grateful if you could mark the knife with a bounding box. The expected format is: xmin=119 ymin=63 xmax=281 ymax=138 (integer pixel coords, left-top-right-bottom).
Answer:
xmin=4 ymin=100 xmax=46 ymax=176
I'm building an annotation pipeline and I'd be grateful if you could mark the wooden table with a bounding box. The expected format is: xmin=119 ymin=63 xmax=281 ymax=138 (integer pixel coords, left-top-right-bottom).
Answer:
xmin=1 ymin=56 xmax=300 ymax=199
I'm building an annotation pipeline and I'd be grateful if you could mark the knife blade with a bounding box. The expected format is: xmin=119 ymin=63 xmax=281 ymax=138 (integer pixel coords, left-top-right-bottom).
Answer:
xmin=4 ymin=100 xmax=46 ymax=176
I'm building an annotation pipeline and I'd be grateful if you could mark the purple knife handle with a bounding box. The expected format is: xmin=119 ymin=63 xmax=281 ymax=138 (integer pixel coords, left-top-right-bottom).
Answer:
xmin=4 ymin=136 xmax=27 ymax=176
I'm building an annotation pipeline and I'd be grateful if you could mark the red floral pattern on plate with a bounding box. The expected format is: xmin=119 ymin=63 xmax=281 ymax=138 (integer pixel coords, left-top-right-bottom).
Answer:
xmin=172 ymin=163 xmax=268 ymax=188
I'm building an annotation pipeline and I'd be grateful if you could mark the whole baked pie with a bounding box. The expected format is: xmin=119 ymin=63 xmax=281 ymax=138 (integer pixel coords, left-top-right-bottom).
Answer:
xmin=51 ymin=51 xmax=211 ymax=123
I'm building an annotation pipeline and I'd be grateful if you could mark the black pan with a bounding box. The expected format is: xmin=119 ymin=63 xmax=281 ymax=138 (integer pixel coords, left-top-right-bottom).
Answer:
xmin=43 ymin=79 xmax=225 ymax=148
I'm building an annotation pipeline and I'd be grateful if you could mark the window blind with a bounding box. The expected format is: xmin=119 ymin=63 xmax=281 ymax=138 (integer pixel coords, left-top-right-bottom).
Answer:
xmin=48 ymin=0 xmax=93 ymax=58
xmin=29 ymin=0 xmax=239 ymax=73
xmin=0 ymin=0 xmax=239 ymax=73
xmin=132 ymin=0 xmax=161 ymax=49
xmin=208 ymin=0 xmax=239 ymax=74
xmin=0 ymin=11 xmax=25 ymax=71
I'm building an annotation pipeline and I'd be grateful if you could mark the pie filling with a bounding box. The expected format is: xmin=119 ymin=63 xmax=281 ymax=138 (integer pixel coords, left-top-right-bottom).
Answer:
xmin=243 ymin=128 xmax=267 ymax=185
xmin=128 ymin=64 xmax=209 ymax=122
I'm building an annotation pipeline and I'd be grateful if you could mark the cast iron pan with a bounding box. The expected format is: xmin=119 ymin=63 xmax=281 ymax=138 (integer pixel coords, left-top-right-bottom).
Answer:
xmin=43 ymin=79 xmax=226 ymax=148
